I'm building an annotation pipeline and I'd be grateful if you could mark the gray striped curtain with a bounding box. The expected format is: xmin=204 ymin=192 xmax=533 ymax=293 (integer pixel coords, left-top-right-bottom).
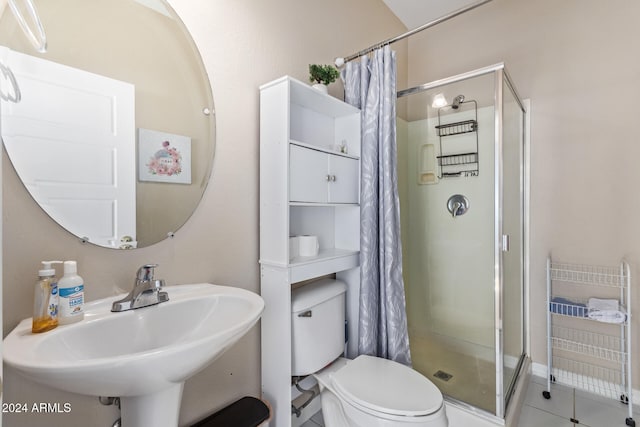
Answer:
xmin=341 ymin=45 xmax=411 ymax=366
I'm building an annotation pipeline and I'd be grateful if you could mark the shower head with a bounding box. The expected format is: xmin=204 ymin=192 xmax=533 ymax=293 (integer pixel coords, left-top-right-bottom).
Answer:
xmin=452 ymin=94 xmax=465 ymax=109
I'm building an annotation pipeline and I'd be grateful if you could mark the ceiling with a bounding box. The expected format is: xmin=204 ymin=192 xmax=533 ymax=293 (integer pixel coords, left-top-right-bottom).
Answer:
xmin=382 ymin=0 xmax=481 ymax=30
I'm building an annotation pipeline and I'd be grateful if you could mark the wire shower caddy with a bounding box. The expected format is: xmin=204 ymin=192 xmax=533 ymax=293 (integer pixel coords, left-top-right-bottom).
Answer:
xmin=544 ymin=257 xmax=634 ymax=427
xmin=435 ymin=100 xmax=479 ymax=178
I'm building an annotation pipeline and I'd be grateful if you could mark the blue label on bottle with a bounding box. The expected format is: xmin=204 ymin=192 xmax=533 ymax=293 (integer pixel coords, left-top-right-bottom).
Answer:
xmin=59 ymin=284 xmax=84 ymax=318
xmin=59 ymin=285 xmax=84 ymax=297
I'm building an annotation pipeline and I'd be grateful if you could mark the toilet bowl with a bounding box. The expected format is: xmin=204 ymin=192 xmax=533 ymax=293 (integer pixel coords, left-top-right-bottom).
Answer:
xmin=314 ymin=356 xmax=447 ymax=427
xmin=291 ymin=279 xmax=448 ymax=427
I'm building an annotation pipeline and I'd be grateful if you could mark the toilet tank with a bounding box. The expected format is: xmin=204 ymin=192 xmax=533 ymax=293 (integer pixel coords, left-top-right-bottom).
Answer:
xmin=291 ymin=278 xmax=347 ymax=376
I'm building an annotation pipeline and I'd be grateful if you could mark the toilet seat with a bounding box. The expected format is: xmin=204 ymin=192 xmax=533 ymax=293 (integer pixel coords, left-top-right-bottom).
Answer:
xmin=331 ymin=355 xmax=443 ymax=419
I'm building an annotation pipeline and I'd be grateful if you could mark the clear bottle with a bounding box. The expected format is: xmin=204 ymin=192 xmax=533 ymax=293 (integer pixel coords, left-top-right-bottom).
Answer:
xmin=32 ymin=261 xmax=61 ymax=333
xmin=58 ymin=260 xmax=85 ymax=325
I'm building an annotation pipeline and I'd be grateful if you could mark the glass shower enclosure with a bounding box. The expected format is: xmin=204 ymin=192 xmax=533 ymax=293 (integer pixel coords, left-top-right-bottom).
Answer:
xmin=397 ymin=63 xmax=527 ymax=419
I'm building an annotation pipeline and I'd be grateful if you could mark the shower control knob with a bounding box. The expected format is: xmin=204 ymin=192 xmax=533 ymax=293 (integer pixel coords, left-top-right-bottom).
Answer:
xmin=447 ymin=194 xmax=469 ymax=218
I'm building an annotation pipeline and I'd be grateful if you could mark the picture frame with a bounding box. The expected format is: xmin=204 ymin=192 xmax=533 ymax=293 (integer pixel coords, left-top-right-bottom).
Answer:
xmin=138 ymin=128 xmax=192 ymax=184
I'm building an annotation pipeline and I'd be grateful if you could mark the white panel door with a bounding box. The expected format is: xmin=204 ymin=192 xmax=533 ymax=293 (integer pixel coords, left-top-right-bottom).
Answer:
xmin=328 ymin=155 xmax=359 ymax=203
xmin=1 ymin=49 xmax=136 ymax=248
xmin=289 ymin=145 xmax=327 ymax=203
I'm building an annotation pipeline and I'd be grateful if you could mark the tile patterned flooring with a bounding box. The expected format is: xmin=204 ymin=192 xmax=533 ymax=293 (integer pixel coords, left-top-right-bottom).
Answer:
xmin=518 ymin=375 xmax=637 ymax=427
xmin=301 ymin=374 xmax=639 ymax=427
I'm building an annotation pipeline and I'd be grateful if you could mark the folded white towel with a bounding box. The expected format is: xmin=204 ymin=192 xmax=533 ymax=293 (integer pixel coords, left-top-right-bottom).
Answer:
xmin=588 ymin=309 xmax=626 ymax=324
xmin=588 ymin=298 xmax=619 ymax=311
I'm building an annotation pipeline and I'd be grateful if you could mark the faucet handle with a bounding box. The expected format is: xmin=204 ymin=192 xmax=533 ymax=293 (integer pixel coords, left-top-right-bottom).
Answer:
xmin=137 ymin=264 xmax=158 ymax=281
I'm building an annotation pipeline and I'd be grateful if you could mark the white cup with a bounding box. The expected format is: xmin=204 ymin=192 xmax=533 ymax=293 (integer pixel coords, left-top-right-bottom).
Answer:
xmin=298 ymin=235 xmax=319 ymax=257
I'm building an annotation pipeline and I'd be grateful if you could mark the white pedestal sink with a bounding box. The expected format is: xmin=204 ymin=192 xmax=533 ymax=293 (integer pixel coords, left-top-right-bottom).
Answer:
xmin=3 ymin=283 xmax=264 ymax=427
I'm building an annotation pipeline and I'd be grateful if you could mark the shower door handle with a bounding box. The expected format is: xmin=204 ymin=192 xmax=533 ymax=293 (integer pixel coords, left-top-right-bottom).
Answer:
xmin=502 ymin=234 xmax=510 ymax=252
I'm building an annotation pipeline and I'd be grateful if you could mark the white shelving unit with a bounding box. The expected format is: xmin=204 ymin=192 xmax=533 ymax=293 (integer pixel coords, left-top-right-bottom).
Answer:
xmin=259 ymin=76 xmax=361 ymax=427
xmin=544 ymin=257 xmax=635 ymax=427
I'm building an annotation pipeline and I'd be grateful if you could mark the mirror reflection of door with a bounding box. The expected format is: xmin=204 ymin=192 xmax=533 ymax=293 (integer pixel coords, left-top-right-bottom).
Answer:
xmin=1 ymin=48 xmax=136 ymax=248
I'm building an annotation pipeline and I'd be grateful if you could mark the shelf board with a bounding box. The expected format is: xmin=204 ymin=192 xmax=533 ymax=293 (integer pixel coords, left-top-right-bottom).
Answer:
xmin=289 ymin=140 xmax=360 ymax=160
xmin=259 ymin=249 xmax=359 ymax=283
xmin=289 ymin=248 xmax=358 ymax=266
xmin=551 ymin=336 xmax=626 ymax=363
xmin=289 ymin=248 xmax=359 ymax=283
xmin=550 ymin=262 xmax=627 ymax=287
xmin=549 ymin=300 xmax=628 ymax=325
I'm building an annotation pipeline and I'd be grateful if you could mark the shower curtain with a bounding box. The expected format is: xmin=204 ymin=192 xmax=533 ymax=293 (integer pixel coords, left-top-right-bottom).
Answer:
xmin=341 ymin=45 xmax=411 ymax=366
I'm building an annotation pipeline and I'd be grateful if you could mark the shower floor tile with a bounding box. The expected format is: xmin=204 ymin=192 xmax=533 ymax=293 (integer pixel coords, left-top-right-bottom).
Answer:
xmin=410 ymin=332 xmax=496 ymax=413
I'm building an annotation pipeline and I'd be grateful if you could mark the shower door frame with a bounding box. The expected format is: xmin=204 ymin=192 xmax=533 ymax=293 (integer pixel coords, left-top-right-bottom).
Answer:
xmin=398 ymin=62 xmax=529 ymax=421
xmin=495 ymin=65 xmax=528 ymax=419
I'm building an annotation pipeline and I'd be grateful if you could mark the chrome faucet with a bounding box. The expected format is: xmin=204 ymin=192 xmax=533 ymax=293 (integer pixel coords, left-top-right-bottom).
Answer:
xmin=111 ymin=264 xmax=169 ymax=312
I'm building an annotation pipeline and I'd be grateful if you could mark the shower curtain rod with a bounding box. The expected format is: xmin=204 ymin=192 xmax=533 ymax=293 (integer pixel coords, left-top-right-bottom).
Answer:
xmin=335 ymin=0 xmax=493 ymax=67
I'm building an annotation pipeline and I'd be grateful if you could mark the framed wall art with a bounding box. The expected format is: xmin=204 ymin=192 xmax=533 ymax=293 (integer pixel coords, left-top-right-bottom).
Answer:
xmin=138 ymin=128 xmax=192 ymax=184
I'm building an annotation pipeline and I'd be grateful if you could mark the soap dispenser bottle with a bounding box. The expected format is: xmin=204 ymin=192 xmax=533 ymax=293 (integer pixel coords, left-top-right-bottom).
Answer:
xmin=58 ymin=260 xmax=85 ymax=325
xmin=32 ymin=260 xmax=61 ymax=333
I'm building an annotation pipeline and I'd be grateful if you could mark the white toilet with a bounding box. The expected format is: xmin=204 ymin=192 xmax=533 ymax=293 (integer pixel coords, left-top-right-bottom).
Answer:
xmin=291 ymin=279 xmax=448 ymax=427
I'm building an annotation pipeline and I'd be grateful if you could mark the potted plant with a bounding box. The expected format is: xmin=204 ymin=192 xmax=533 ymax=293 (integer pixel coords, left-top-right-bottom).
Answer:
xmin=309 ymin=64 xmax=340 ymax=94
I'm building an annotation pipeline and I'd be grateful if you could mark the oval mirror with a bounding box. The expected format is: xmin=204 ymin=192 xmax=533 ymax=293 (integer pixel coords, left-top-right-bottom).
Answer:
xmin=0 ymin=0 xmax=215 ymax=249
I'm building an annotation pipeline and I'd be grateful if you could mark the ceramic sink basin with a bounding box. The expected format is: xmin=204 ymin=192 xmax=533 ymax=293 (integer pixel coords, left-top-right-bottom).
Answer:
xmin=3 ymin=283 xmax=264 ymax=427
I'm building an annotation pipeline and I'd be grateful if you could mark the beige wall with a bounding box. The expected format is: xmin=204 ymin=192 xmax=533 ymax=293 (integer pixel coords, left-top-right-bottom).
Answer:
xmin=405 ymin=0 xmax=640 ymax=378
xmin=1 ymin=1 xmax=406 ymax=426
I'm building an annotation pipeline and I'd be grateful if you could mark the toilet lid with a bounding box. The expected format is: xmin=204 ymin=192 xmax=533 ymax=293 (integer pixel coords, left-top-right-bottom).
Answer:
xmin=332 ymin=355 xmax=443 ymax=417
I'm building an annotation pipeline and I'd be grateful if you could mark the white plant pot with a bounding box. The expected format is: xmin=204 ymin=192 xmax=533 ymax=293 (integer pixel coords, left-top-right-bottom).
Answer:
xmin=311 ymin=83 xmax=328 ymax=94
